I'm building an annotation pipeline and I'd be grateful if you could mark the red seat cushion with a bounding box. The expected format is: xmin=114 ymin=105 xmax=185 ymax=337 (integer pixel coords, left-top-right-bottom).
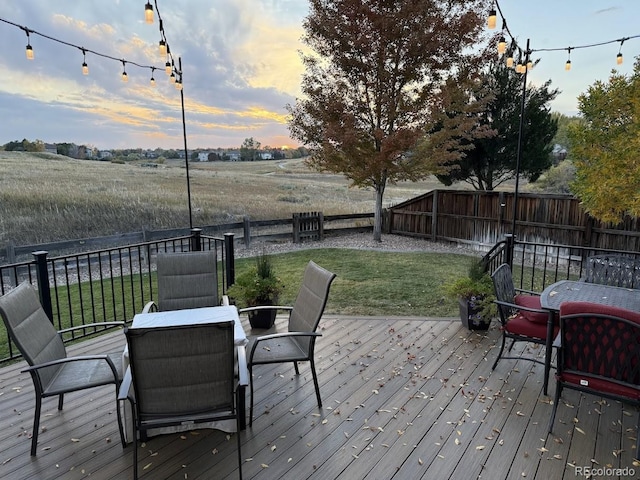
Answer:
xmin=514 ymin=294 xmax=549 ymax=324
xmin=505 ymin=312 xmax=558 ymax=339
xmin=559 ymin=373 xmax=640 ymax=401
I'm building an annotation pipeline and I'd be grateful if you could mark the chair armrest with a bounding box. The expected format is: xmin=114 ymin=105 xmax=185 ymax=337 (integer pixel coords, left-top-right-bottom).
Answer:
xmin=142 ymin=301 xmax=157 ymax=313
xmin=238 ymin=305 xmax=293 ymax=314
xmin=221 ymin=295 xmax=230 ymax=306
xmin=22 ymin=354 xmax=120 ymax=381
xmin=58 ymin=321 xmax=125 ymax=336
xmin=236 ymin=346 xmax=249 ymax=387
xmin=514 ymin=287 xmax=539 ymax=296
xmin=494 ymin=299 xmax=549 ymax=314
xmin=249 ymin=332 xmax=322 ymax=360
xmin=118 ymin=367 xmax=133 ymax=402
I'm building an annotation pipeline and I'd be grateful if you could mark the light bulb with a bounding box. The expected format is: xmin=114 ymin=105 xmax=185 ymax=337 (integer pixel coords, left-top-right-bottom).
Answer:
xmin=170 ymin=72 xmax=176 ymax=83
xmin=506 ymin=56 xmax=514 ymax=68
xmin=145 ymin=2 xmax=154 ymax=24
xmin=165 ymin=61 xmax=172 ymax=75
xmin=122 ymin=70 xmax=128 ymax=82
xmin=150 ymin=76 xmax=156 ymax=87
xmin=565 ymin=59 xmax=571 ymax=71
xmin=26 ymin=44 xmax=34 ymax=60
xmin=488 ymin=9 xmax=497 ymax=29
xmin=82 ymin=62 xmax=89 ymax=75
xmin=498 ymin=36 xmax=506 ymax=55
xmin=617 ymin=52 xmax=623 ymax=65
xmin=175 ymin=79 xmax=182 ymax=90
xmin=527 ymin=60 xmax=533 ymax=71
xmin=159 ymin=39 xmax=167 ymax=57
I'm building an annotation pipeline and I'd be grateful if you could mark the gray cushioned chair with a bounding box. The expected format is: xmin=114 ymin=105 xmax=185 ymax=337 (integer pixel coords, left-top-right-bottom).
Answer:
xmin=242 ymin=260 xmax=336 ymax=426
xmin=143 ymin=250 xmax=228 ymax=313
xmin=0 ymin=282 xmax=125 ymax=456
xmin=120 ymin=321 xmax=247 ymax=480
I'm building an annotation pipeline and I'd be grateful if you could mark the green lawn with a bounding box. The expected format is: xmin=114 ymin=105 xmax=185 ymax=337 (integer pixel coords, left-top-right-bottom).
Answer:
xmin=231 ymin=248 xmax=476 ymax=317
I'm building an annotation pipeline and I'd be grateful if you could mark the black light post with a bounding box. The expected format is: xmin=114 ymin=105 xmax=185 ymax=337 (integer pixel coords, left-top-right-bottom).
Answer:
xmin=510 ymin=38 xmax=530 ymax=263
xmin=178 ymin=56 xmax=193 ymax=229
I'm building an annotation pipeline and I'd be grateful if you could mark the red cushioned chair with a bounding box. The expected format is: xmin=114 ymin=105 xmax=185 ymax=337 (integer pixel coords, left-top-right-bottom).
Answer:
xmin=549 ymin=302 xmax=640 ymax=459
xmin=491 ymin=263 xmax=559 ymax=395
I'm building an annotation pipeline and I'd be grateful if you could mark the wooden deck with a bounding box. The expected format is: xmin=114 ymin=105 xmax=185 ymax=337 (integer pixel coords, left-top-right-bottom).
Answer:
xmin=1 ymin=315 xmax=638 ymax=480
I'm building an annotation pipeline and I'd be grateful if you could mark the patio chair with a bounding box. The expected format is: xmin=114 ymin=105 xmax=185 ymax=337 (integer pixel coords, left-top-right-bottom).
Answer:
xmin=491 ymin=263 xmax=558 ymax=395
xmin=581 ymin=254 xmax=640 ymax=289
xmin=242 ymin=260 xmax=336 ymax=426
xmin=143 ymin=250 xmax=228 ymax=313
xmin=0 ymin=282 xmax=125 ymax=456
xmin=549 ymin=302 xmax=640 ymax=459
xmin=120 ymin=321 xmax=247 ymax=480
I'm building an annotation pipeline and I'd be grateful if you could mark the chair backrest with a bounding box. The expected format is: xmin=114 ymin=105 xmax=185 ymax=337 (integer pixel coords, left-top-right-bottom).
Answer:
xmin=0 ymin=282 xmax=66 ymax=387
xmin=156 ymin=251 xmax=220 ymax=311
xmin=559 ymin=302 xmax=640 ymax=396
xmin=491 ymin=263 xmax=517 ymax=323
xmin=582 ymin=254 xmax=640 ymax=289
xmin=125 ymin=321 xmax=235 ymax=422
xmin=288 ymin=261 xmax=336 ymax=350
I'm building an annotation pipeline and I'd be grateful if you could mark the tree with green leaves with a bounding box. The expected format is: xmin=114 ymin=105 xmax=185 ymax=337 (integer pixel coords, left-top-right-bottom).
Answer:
xmin=287 ymin=0 xmax=491 ymax=241
xmin=436 ymin=55 xmax=558 ymax=190
xmin=569 ymin=59 xmax=640 ymax=223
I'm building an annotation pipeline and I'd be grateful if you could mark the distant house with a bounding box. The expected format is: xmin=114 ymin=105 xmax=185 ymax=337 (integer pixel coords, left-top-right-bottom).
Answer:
xmin=44 ymin=143 xmax=57 ymax=154
xmin=99 ymin=150 xmax=113 ymax=160
xmin=197 ymin=152 xmax=210 ymax=162
xmin=226 ymin=151 xmax=241 ymax=161
xmin=259 ymin=152 xmax=273 ymax=160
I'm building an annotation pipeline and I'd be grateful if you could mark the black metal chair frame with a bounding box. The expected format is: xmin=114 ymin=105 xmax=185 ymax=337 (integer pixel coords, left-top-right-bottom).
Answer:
xmin=0 ymin=282 xmax=125 ymax=456
xmin=492 ymin=263 xmax=556 ymax=395
xmin=242 ymin=261 xmax=336 ymax=426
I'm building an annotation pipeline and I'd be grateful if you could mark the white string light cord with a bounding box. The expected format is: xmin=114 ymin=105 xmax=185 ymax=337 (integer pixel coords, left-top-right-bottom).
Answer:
xmin=488 ymin=0 xmax=640 ymax=71
xmin=0 ymin=1 xmax=182 ymax=89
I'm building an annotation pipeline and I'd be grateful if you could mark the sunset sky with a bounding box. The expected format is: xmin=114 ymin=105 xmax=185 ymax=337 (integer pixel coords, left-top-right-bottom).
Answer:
xmin=0 ymin=1 xmax=638 ymax=150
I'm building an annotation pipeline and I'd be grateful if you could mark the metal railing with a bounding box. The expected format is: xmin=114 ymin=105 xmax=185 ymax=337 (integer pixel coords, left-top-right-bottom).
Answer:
xmin=0 ymin=229 xmax=234 ymax=362
xmin=483 ymin=235 xmax=640 ymax=293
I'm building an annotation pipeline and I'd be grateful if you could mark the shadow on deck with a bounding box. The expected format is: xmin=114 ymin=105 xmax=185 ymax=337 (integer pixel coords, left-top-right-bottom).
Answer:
xmin=0 ymin=314 xmax=638 ymax=479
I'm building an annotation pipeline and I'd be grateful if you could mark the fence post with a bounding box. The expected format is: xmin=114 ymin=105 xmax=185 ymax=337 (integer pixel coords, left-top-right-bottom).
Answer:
xmin=32 ymin=250 xmax=53 ymax=322
xmin=293 ymin=213 xmax=300 ymax=243
xmin=431 ymin=190 xmax=438 ymax=241
xmin=318 ymin=212 xmax=324 ymax=240
xmin=243 ymin=216 xmax=251 ymax=247
xmin=224 ymin=233 xmax=235 ymax=288
xmin=504 ymin=234 xmax=515 ymax=268
xmin=190 ymin=228 xmax=203 ymax=251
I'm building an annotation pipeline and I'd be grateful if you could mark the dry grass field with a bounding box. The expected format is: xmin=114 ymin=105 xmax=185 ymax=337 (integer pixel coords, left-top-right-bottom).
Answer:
xmin=0 ymin=151 xmax=458 ymax=248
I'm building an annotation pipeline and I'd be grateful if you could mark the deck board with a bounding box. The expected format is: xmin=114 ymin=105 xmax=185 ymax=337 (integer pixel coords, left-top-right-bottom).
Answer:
xmin=0 ymin=314 xmax=637 ymax=480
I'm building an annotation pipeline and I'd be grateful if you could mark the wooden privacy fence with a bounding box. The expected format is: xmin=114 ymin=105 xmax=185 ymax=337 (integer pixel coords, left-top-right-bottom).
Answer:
xmin=389 ymin=189 xmax=640 ymax=253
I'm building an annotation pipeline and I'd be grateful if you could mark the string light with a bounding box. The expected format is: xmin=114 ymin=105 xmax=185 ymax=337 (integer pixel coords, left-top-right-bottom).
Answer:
xmin=121 ymin=60 xmax=128 ymax=82
xmin=506 ymin=51 xmax=514 ymax=68
xmin=159 ymin=38 xmax=166 ymax=57
xmin=144 ymin=2 xmax=154 ymax=24
xmin=169 ymin=70 xmax=176 ymax=83
xmin=81 ymin=48 xmax=89 ymax=75
xmin=1 ymin=17 xmax=166 ymax=82
xmin=498 ymin=34 xmax=506 ymax=55
xmin=488 ymin=1 xmax=640 ymax=71
xmin=25 ymin=29 xmax=34 ymax=60
xmin=488 ymin=5 xmax=497 ymax=29
xmin=150 ymin=67 xmax=156 ymax=86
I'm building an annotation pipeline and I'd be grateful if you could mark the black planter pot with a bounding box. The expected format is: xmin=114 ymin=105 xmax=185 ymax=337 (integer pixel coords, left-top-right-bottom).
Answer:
xmin=458 ymin=297 xmax=491 ymax=331
xmin=248 ymin=308 xmax=277 ymax=329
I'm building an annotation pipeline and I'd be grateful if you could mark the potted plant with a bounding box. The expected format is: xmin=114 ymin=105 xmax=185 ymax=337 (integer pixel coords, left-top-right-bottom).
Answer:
xmin=227 ymin=252 xmax=284 ymax=329
xmin=444 ymin=258 xmax=496 ymax=330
